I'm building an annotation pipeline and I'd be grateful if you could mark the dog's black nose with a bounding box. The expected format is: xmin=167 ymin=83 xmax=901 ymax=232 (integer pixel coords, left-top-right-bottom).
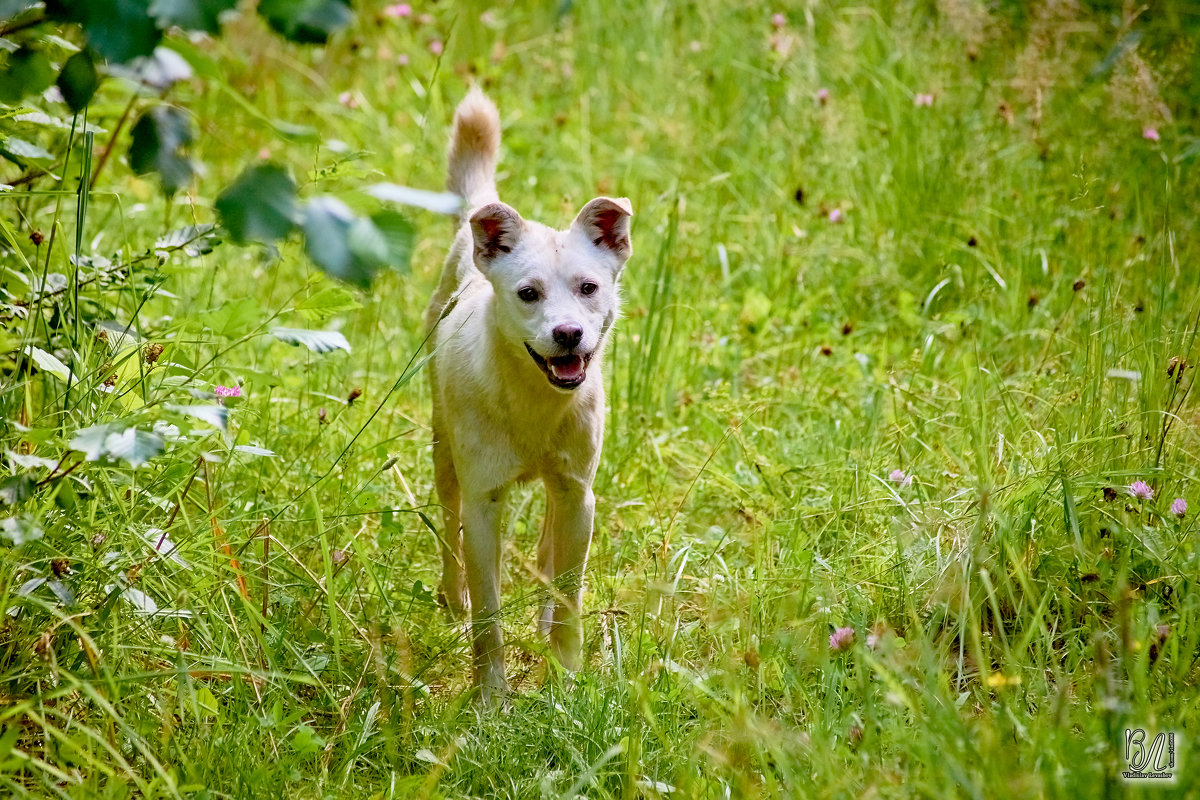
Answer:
xmin=553 ymin=324 xmax=583 ymax=350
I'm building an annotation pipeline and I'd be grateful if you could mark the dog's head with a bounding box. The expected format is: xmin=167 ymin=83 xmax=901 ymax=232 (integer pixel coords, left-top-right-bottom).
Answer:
xmin=469 ymin=197 xmax=632 ymax=391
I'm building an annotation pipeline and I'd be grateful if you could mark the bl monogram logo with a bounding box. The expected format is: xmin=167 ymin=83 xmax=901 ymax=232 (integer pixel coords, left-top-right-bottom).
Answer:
xmin=1123 ymin=728 xmax=1177 ymax=781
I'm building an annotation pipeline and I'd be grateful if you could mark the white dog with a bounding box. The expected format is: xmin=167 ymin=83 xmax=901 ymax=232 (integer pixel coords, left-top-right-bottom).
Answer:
xmin=424 ymin=89 xmax=632 ymax=702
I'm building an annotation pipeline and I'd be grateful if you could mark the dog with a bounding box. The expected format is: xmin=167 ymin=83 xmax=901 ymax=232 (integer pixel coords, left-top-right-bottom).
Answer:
xmin=424 ymin=89 xmax=633 ymax=703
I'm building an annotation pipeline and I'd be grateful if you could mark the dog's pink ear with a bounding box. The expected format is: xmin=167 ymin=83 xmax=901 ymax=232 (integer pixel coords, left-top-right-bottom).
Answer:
xmin=572 ymin=197 xmax=633 ymax=263
xmin=470 ymin=202 xmax=524 ymax=266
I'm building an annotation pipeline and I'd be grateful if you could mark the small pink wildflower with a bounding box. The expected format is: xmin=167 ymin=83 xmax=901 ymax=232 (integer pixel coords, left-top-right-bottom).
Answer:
xmin=383 ymin=3 xmax=411 ymax=18
xmin=688 ymin=40 xmax=702 ymax=53
xmin=829 ymin=627 xmax=855 ymax=652
xmin=828 ymin=208 xmax=843 ymax=223
xmin=914 ymin=93 xmax=935 ymax=107
xmin=889 ymin=469 xmax=913 ymax=488
xmin=866 ymin=631 xmax=881 ymax=649
xmin=815 ymin=87 xmax=830 ymax=106
xmin=1170 ymin=497 xmax=1187 ymax=518
xmin=338 ymin=91 xmax=358 ymax=109
xmin=397 ymin=53 xmax=409 ymax=67
xmin=771 ymin=12 xmax=786 ymax=28
xmin=1142 ymin=127 xmax=1160 ymax=142
xmin=428 ymin=39 xmax=443 ymax=56
xmin=1128 ymin=481 xmax=1154 ymax=500
xmin=214 ymin=385 xmax=242 ymax=405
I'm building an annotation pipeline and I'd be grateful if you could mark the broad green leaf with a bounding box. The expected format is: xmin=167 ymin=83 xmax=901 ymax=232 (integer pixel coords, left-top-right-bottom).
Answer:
xmin=166 ymin=404 xmax=229 ymax=432
xmin=0 ymin=515 xmax=42 ymax=545
xmin=296 ymin=285 xmax=361 ymax=321
xmin=215 ymin=163 xmax=298 ymax=244
xmin=101 ymin=428 xmax=164 ymax=467
xmin=112 ymin=46 xmax=193 ymax=90
xmin=193 ymin=686 xmax=219 ymax=718
xmin=149 ymin=0 xmax=238 ymax=34
xmin=45 ymin=0 xmax=162 ymax=64
xmin=118 ymin=585 xmax=158 ymax=614
xmin=0 ymin=46 xmax=55 ymax=104
xmin=155 ymin=223 xmax=218 ymax=256
xmin=5 ymin=452 xmax=58 ymax=470
xmin=0 ymin=474 xmax=35 ymax=505
xmin=366 ymin=183 xmax=464 ymax=216
xmin=271 ymin=327 xmax=351 ymax=354
xmin=57 ymin=50 xmax=98 ymax=112
xmin=129 ymin=106 xmax=196 ymax=195
xmin=301 ymin=197 xmax=364 ymax=285
xmin=1 ymin=137 xmax=54 ymax=166
xmin=0 ymin=1 xmax=40 ymax=19
xmin=70 ymin=424 xmax=164 ymax=467
xmin=302 ymin=198 xmax=409 ymax=287
xmin=347 ymin=215 xmax=389 ymax=269
xmin=370 ymin=210 xmax=415 ymax=274
xmin=234 ymin=444 xmax=277 ymax=457
xmin=259 ymin=0 xmax=352 ymax=45
xmin=199 ymin=296 xmax=262 ymax=339
xmin=25 ymin=346 xmax=74 ymax=381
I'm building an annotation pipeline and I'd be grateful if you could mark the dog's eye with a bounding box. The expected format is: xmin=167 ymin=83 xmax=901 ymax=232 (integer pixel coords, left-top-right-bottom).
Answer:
xmin=517 ymin=287 xmax=540 ymax=302
xmin=580 ymin=282 xmax=598 ymax=296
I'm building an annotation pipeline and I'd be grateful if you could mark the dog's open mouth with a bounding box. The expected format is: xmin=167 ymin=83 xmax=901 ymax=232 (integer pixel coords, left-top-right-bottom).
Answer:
xmin=525 ymin=344 xmax=591 ymax=390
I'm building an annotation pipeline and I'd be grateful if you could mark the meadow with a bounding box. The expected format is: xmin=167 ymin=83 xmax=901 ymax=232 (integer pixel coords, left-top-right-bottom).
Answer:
xmin=2 ymin=1 xmax=1199 ymax=797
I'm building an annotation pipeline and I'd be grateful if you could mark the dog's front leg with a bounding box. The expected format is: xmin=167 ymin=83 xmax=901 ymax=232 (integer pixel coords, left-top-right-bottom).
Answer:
xmin=544 ymin=474 xmax=595 ymax=672
xmin=461 ymin=487 xmax=507 ymax=704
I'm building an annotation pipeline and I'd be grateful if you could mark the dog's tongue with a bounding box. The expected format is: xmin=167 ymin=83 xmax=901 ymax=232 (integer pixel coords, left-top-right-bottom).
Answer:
xmin=549 ymin=355 xmax=584 ymax=382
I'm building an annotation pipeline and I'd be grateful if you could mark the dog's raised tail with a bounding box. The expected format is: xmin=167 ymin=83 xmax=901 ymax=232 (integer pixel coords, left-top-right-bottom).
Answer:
xmin=447 ymin=88 xmax=500 ymax=213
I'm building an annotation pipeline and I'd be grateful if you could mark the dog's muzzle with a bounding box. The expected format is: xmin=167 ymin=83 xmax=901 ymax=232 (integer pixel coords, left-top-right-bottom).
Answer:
xmin=525 ymin=344 xmax=591 ymax=390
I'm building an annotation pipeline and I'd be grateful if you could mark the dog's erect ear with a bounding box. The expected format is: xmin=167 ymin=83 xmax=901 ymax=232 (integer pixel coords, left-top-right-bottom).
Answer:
xmin=572 ymin=197 xmax=633 ymax=264
xmin=470 ymin=202 xmax=524 ymax=267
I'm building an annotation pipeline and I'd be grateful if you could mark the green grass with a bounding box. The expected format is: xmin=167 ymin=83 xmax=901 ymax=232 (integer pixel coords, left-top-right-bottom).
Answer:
xmin=3 ymin=1 xmax=1200 ymax=797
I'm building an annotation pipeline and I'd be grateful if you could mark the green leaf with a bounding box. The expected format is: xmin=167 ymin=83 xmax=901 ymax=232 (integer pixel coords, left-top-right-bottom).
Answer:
xmin=155 ymin=223 xmax=218 ymax=256
xmin=301 ymin=197 xmax=363 ymax=285
xmin=1 ymin=136 xmax=55 ymax=167
xmin=166 ymin=404 xmax=229 ymax=432
xmin=296 ymin=284 xmax=362 ymax=321
xmin=149 ymin=0 xmax=238 ymax=34
xmin=370 ymin=210 xmax=415 ymax=275
xmin=0 ymin=1 xmax=40 ymax=19
xmin=129 ymin=106 xmax=196 ymax=195
xmin=0 ymin=136 xmax=54 ymax=169
xmin=0 ymin=474 xmax=35 ymax=505
xmin=366 ymin=183 xmax=464 ymax=216
xmin=25 ymin=346 xmax=74 ymax=381
xmin=258 ymin=0 xmax=353 ymax=45
xmin=302 ymin=198 xmax=407 ymax=287
xmin=57 ymin=50 xmax=98 ymax=113
xmin=70 ymin=424 xmax=164 ymax=467
xmin=215 ymin=163 xmax=298 ymax=245
xmin=0 ymin=46 xmax=55 ymax=104
xmin=199 ymin=296 xmax=262 ymax=339
xmin=0 ymin=515 xmax=42 ymax=545
xmin=45 ymin=0 xmax=162 ymax=64
xmin=193 ymin=686 xmax=219 ymax=719
xmin=290 ymin=724 xmax=325 ymax=756
xmin=271 ymin=327 xmax=351 ymax=354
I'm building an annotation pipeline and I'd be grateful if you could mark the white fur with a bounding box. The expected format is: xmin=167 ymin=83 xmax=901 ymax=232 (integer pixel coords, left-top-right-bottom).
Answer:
xmin=426 ymin=89 xmax=633 ymax=703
